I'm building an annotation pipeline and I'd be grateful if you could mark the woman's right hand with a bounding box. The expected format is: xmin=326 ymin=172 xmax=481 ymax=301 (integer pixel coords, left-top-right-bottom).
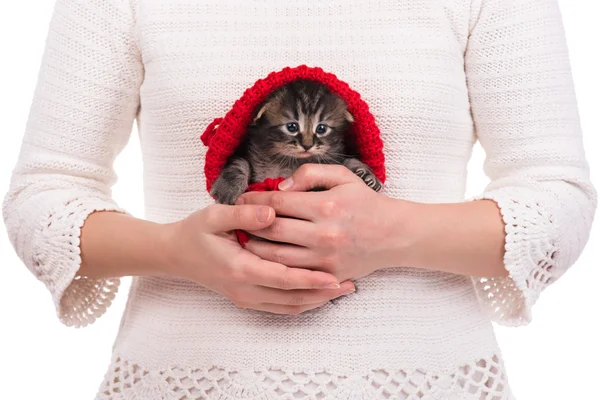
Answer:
xmin=163 ymin=204 xmax=356 ymax=314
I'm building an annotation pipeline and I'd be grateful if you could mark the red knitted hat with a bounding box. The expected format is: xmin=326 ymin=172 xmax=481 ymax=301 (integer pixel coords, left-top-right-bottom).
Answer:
xmin=200 ymin=65 xmax=386 ymax=193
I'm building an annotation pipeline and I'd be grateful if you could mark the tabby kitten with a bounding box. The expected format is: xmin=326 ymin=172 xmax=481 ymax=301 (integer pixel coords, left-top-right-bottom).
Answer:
xmin=210 ymin=79 xmax=382 ymax=205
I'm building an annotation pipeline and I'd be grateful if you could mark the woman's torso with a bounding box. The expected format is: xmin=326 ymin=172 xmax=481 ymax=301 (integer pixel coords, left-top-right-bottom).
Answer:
xmin=98 ymin=1 xmax=512 ymax=398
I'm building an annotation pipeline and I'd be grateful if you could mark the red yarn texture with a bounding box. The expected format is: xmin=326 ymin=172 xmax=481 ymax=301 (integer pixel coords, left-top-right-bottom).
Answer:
xmin=234 ymin=177 xmax=286 ymax=247
xmin=200 ymin=65 xmax=386 ymax=193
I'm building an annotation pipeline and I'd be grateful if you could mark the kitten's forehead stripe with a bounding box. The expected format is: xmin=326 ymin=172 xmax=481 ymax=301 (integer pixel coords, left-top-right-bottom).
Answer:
xmin=316 ymin=88 xmax=327 ymax=115
xmin=284 ymin=110 xmax=295 ymax=121
xmin=301 ymin=91 xmax=311 ymax=112
xmin=310 ymin=88 xmax=321 ymax=114
xmin=316 ymin=105 xmax=325 ymax=124
xmin=296 ymin=100 xmax=304 ymax=124
xmin=299 ymin=112 xmax=306 ymax=134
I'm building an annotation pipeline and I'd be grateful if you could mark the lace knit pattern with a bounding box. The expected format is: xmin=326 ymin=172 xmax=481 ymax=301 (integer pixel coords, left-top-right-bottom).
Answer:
xmin=2 ymin=0 xmax=596 ymax=398
xmin=97 ymin=355 xmax=513 ymax=400
xmin=43 ymin=199 xmax=123 ymax=326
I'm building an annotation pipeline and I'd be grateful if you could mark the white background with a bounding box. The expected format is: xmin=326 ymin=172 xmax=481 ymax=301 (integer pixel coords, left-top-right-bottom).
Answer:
xmin=0 ymin=1 xmax=598 ymax=399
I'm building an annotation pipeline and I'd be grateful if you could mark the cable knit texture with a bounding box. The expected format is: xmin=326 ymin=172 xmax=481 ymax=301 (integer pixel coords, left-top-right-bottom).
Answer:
xmin=2 ymin=0 xmax=596 ymax=399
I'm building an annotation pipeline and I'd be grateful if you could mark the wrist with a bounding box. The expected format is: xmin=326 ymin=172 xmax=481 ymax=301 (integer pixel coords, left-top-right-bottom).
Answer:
xmin=377 ymin=197 xmax=422 ymax=269
xmin=77 ymin=212 xmax=181 ymax=279
xmin=394 ymin=201 xmax=435 ymax=269
xmin=154 ymin=220 xmax=186 ymax=277
xmin=156 ymin=218 xmax=215 ymax=283
xmin=382 ymin=200 xmax=508 ymax=277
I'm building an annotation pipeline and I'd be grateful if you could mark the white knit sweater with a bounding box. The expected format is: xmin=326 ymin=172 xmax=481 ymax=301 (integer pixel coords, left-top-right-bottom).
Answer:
xmin=3 ymin=0 xmax=596 ymax=399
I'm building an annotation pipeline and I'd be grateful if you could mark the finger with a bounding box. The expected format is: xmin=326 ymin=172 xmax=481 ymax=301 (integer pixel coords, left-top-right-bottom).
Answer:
xmin=240 ymin=254 xmax=340 ymax=290
xmin=237 ymin=191 xmax=319 ymax=220
xmin=253 ymin=282 xmax=355 ymax=306
xmin=278 ymin=164 xmax=361 ymax=192
xmin=202 ymin=204 xmax=275 ymax=233
xmin=250 ymin=217 xmax=317 ymax=247
xmin=247 ymin=301 xmax=331 ymax=315
xmin=245 ymin=239 xmax=321 ymax=268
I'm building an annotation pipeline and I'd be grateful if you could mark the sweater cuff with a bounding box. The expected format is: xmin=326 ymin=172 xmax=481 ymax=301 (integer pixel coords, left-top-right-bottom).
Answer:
xmin=32 ymin=197 xmax=125 ymax=327
xmin=471 ymin=187 xmax=558 ymax=326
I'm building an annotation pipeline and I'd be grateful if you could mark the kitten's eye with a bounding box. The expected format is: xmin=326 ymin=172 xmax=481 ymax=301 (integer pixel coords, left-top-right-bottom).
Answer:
xmin=286 ymin=123 xmax=299 ymax=133
xmin=316 ymin=124 xmax=328 ymax=135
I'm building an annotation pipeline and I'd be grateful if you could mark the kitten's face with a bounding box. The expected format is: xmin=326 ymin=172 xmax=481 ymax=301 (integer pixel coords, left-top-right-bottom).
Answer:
xmin=250 ymin=80 xmax=354 ymax=160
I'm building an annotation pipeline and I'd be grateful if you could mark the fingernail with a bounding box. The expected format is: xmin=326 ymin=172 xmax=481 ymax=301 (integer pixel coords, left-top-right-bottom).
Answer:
xmin=256 ymin=206 xmax=271 ymax=223
xmin=236 ymin=197 xmax=245 ymax=205
xmin=278 ymin=178 xmax=293 ymax=191
xmin=324 ymin=283 xmax=340 ymax=289
xmin=345 ymin=287 xmax=356 ymax=294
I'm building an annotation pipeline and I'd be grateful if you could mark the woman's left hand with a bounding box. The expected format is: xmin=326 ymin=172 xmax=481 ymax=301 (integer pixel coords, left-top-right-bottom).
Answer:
xmin=236 ymin=164 xmax=410 ymax=283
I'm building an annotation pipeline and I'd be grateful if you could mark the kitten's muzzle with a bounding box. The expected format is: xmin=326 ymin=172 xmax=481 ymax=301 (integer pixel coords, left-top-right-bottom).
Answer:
xmin=296 ymin=150 xmax=314 ymax=159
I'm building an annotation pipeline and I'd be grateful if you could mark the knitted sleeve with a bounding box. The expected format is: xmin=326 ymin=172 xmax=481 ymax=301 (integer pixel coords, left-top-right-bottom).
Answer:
xmin=465 ymin=0 xmax=597 ymax=326
xmin=2 ymin=0 xmax=143 ymax=327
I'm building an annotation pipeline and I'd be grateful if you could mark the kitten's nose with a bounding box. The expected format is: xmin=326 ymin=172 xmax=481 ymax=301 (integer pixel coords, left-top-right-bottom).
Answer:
xmin=301 ymin=143 xmax=313 ymax=151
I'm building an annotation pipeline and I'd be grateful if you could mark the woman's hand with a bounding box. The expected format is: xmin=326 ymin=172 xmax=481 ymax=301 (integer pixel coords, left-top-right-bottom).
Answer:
xmin=238 ymin=164 xmax=509 ymax=279
xmin=237 ymin=165 xmax=411 ymax=283
xmin=163 ymin=203 xmax=356 ymax=314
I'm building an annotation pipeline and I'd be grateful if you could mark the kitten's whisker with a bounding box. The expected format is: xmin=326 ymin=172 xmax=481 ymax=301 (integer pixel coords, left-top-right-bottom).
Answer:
xmin=275 ymin=154 xmax=288 ymax=173
xmin=326 ymin=151 xmax=350 ymax=159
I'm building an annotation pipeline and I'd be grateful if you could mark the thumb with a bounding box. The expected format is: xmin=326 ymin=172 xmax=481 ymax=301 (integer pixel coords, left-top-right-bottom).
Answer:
xmin=202 ymin=204 xmax=275 ymax=233
xmin=278 ymin=164 xmax=359 ymax=192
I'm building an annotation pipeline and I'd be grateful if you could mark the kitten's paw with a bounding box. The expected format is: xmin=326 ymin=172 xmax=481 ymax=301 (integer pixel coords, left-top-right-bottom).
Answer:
xmin=210 ymin=177 xmax=248 ymax=205
xmin=354 ymin=167 xmax=383 ymax=192
xmin=343 ymin=159 xmax=383 ymax=192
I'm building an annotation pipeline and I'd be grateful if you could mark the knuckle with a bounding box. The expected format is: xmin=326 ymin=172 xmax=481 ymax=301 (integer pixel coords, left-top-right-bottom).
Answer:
xmin=297 ymin=164 xmax=313 ymax=180
xmin=277 ymin=271 xmax=292 ymax=290
xmin=229 ymin=252 xmax=246 ymax=268
xmin=273 ymin=248 xmax=286 ymax=265
xmin=319 ymin=200 xmax=340 ymax=218
xmin=232 ymin=205 xmax=244 ymax=222
xmin=228 ymin=256 xmax=249 ymax=282
xmin=320 ymin=227 xmax=346 ymax=247
xmin=267 ymin=220 xmax=285 ymax=239
xmin=297 ymin=163 xmax=311 ymax=174
xmin=203 ymin=204 xmax=221 ymax=225
xmin=269 ymin=193 xmax=285 ymax=209
xmin=229 ymin=267 xmax=246 ymax=283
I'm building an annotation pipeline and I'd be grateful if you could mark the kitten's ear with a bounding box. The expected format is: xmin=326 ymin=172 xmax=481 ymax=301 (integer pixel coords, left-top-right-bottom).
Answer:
xmin=252 ymin=103 xmax=269 ymax=125
xmin=344 ymin=110 xmax=355 ymax=123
